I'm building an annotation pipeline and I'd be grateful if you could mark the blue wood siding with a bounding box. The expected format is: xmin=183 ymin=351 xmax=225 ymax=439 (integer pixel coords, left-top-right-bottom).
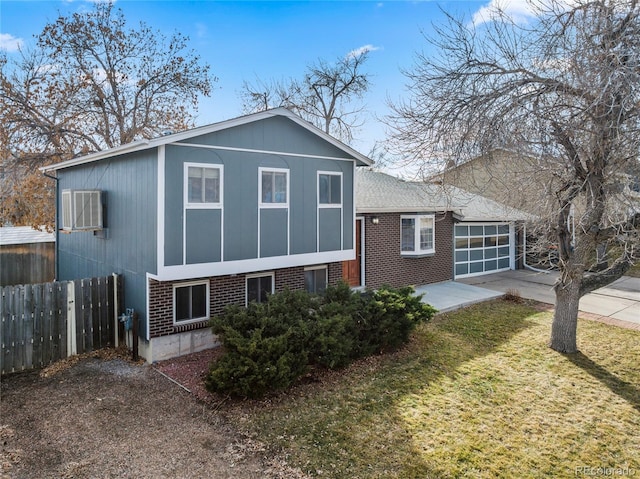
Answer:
xmin=260 ymin=209 xmax=288 ymax=257
xmin=186 ymin=209 xmax=221 ymax=264
xmin=318 ymin=208 xmax=342 ymax=252
xmin=181 ymin=115 xmax=352 ymax=159
xmin=163 ymin=116 xmax=356 ymax=269
xmin=57 ymin=149 xmax=157 ymax=337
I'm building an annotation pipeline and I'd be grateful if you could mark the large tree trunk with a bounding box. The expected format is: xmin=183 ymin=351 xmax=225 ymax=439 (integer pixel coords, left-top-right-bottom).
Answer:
xmin=550 ymin=278 xmax=581 ymax=354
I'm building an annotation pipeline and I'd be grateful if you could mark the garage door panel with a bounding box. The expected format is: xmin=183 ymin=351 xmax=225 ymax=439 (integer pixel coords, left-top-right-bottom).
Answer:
xmin=485 ymin=259 xmax=498 ymax=271
xmin=456 ymin=238 xmax=468 ymax=248
xmin=456 ymin=263 xmax=469 ymax=275
xmin=470 ymin=237 xmax=483 ymax=248
xmin=485 ymin=248 xmax=497 ymax=259
xmin=455 ymin=222 xmax=513 ymax=278
xmin=456 ymin=250 xmax=468 ymax=262
xmin=470 ymin=262 xmax=484 ymax=274
xmin=470 ymin=250 xmax=483 ymax=261
xmin=485 ymin=236 xmax=497 ymax=247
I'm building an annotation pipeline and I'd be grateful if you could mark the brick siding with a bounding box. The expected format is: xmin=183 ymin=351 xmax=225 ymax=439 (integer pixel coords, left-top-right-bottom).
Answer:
xmin=148 ymin=262 xmax=343 ymax=339
xmin=362 ymin=211 xmax=454 ymax=289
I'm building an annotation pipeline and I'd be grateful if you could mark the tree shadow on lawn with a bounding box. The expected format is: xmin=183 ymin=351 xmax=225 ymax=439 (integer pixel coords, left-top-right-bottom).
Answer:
xmin=242 ymin=300 xmax=540 ymax=479
xmin=565 ymin=352 xmax=640 ymax=412
xmin=413 ymin=299 xmax=541 ymax=375
xmin=382 ymin=301 xmax=542 ymax=477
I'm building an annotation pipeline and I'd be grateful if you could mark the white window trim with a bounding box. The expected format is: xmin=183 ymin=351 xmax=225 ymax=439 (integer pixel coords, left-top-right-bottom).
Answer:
xmin=304 ymin=264 xmax=328 ymax=272
xmin=400 ymin=214 xmax=435 ymax=256
xmin=245 ymin=271 xmax=275 ymax=306
xmin=184 ymin=162 xmax=223 ymax=209
xmin=172 ymin=280 xmax=210 ymax=325
xmin=317 ymin=171 xmax=342 ymax=208
xmin=258 ymin=167 xmax=289 ymax=208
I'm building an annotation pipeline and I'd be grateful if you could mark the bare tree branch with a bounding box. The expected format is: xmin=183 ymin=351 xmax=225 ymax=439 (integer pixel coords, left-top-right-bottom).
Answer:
xmin=238 ymin=50 xmax=371 ymax=143
xmin=0 ymin=2 xmax=215 ymax=228
xmin=386 ymin=0 xmax=640 ymax=353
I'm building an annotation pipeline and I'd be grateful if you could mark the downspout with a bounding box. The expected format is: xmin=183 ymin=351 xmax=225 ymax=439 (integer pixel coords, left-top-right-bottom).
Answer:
xmin=42 ymin=170 xmax=59 ymax=280
xmin=522 ymin=223 xmax=551 ymax=274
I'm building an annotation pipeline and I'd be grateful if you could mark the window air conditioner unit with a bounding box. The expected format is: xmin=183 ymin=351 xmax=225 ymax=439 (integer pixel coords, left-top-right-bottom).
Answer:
xmin=61 ymin=190 xmax=103 ymax=231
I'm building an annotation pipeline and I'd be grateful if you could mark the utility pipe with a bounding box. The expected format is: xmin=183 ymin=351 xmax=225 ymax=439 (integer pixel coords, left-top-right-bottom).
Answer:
xmin=42 ymin=171 xmax=59 ymax=280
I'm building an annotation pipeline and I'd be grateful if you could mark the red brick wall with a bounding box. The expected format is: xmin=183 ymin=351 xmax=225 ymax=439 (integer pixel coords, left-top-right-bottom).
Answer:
xmin=148 ymin=262 xmax=344 ymax=339
xmin=362 ymin=212 xmax=454 ymax=289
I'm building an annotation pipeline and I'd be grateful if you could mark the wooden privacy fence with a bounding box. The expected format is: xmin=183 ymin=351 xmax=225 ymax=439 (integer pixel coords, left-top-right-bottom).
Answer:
xmin=0 ymin=274 xmax=123 ymax=375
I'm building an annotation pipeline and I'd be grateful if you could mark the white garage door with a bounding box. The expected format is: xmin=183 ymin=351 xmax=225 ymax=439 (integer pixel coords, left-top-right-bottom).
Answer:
xmin=454 ymin=223 xmax=513 ymax=278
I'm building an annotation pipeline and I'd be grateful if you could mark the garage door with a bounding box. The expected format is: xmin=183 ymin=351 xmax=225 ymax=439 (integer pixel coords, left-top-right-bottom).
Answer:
xmin=454 ymin=223 xmax=513 ymax=278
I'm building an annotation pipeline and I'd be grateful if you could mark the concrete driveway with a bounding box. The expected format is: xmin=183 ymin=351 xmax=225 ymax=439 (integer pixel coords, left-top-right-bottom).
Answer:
xmin=415 ymin=269 xmax=639 ymax=329
xmin=458 ymin=269 xmax=640 ymax=327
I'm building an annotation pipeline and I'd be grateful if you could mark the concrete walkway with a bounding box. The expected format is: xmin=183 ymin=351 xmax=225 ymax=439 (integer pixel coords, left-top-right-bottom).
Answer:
xmin=416 ymin=270 xmax=640 ymax=329
xmin=414 ymin=281 xmax=503 ymax=313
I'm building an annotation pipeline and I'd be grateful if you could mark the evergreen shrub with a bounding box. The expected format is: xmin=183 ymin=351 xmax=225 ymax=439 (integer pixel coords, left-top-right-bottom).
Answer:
xmin=206 ymin=282 xmax=437 ymax=398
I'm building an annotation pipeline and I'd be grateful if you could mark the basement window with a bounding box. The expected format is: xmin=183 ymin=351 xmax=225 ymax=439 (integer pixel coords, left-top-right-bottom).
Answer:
xmin=174 ymin=281 xmax=209 ymax=324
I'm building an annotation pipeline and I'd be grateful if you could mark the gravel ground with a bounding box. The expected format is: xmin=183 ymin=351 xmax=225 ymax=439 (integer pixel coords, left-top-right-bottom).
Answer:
xmin=0 ymin=349 xmax=308 ymax=479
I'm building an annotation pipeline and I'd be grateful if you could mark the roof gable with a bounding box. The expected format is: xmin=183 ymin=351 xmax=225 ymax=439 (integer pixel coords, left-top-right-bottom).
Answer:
xmin=42 ymin=108 xmax=372 ymax=172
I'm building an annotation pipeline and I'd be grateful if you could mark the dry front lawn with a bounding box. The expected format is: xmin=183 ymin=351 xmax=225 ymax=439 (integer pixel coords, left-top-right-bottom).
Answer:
xmin=226 ymin=300 xmax=640 ymax=478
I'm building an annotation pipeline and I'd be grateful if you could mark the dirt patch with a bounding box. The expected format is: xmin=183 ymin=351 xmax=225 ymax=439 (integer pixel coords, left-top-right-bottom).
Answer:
xmin=154 ymin=348 xmax=223 ymax=405
xmin=0 ymin=350 xmax=309 ymax=479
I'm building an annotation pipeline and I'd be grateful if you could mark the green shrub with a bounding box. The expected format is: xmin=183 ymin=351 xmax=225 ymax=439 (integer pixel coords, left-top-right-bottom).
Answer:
xmin=308 ymin=282 xmax=361 ymax=368
xmin=352 ymin=286 xmax=436 ymax=357
xmin=308 ymin=312 xmax=355 ymax=369
xmin=206 ymin=289 xmax=312 ymax=398
xmin=206 ymin=282 xmax=437 ymax=398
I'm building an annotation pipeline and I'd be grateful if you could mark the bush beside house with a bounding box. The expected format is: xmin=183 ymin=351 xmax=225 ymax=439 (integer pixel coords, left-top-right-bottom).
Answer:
xmin=206 ymin=283 xmax=436 ymax=398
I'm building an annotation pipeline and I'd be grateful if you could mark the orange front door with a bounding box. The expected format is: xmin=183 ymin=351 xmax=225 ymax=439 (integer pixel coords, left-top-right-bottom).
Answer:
xmin=342 ymin=219 xmax=362 ymax=287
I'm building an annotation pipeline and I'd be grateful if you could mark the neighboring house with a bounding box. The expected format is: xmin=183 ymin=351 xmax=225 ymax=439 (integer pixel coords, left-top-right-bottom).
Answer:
xmin=350 ymin=169 xmax=531 ymax=290
xmin=0 ymin=226 xmax=55 ymax=286
xmin=438 ymin=149 xmax=639 ymax=269
xmin=434 ymin=148 xmax=550 ymax=215
xmin=41 ymin=108 xmax=372 ymax=362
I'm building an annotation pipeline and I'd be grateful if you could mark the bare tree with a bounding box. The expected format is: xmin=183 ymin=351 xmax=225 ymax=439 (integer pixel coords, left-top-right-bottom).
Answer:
xmin=240 ymin=49 xmax=371 ymax=143
xmin=387 ymin=0 xmax=640 ymax=353
xmin=1 ymin=2 xmax=215 ymax=228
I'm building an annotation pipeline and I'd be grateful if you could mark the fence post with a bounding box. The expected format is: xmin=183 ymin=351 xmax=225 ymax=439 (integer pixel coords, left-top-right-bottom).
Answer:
xmin=66 ymin=281 xmax=77 ymax=356
xmin=113 ymin=273 xmax=119 ymax=348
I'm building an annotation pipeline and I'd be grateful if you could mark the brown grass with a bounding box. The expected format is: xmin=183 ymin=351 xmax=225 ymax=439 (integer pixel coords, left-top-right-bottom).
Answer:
xmin=224 ymin=300 xmax=640 ymax=479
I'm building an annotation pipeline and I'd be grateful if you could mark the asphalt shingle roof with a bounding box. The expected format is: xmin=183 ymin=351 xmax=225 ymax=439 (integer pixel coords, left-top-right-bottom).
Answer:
xmin=355 ymin=168 xmax=532 ymax=222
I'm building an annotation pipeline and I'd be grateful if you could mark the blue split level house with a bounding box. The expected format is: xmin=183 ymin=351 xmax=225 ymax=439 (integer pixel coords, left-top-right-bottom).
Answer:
xmin=42 ymin=108 xmax=373 ymax=362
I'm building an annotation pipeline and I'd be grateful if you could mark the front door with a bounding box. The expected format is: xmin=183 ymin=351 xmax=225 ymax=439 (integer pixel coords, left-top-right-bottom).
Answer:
xmin=342 ymin=219 xmax=362 ymax=287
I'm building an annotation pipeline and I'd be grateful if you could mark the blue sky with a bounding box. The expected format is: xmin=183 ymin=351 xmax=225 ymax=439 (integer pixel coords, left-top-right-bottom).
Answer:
xmin=0 ymin=0 xmax=517 ymax=157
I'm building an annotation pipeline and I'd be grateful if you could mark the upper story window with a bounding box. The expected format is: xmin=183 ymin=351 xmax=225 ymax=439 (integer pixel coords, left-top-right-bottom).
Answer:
xmin=259 ymin=168 xmax=288 ymax=207
xmin=401 ymin=215 xmax=435 ymax=255
xmin=318 ymin=172 xmax=342 ymax=206
xmin=61 ymin=190 xmax=103 ymax=231
xmin=186 ymin=164 xmax=222 ymax=207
